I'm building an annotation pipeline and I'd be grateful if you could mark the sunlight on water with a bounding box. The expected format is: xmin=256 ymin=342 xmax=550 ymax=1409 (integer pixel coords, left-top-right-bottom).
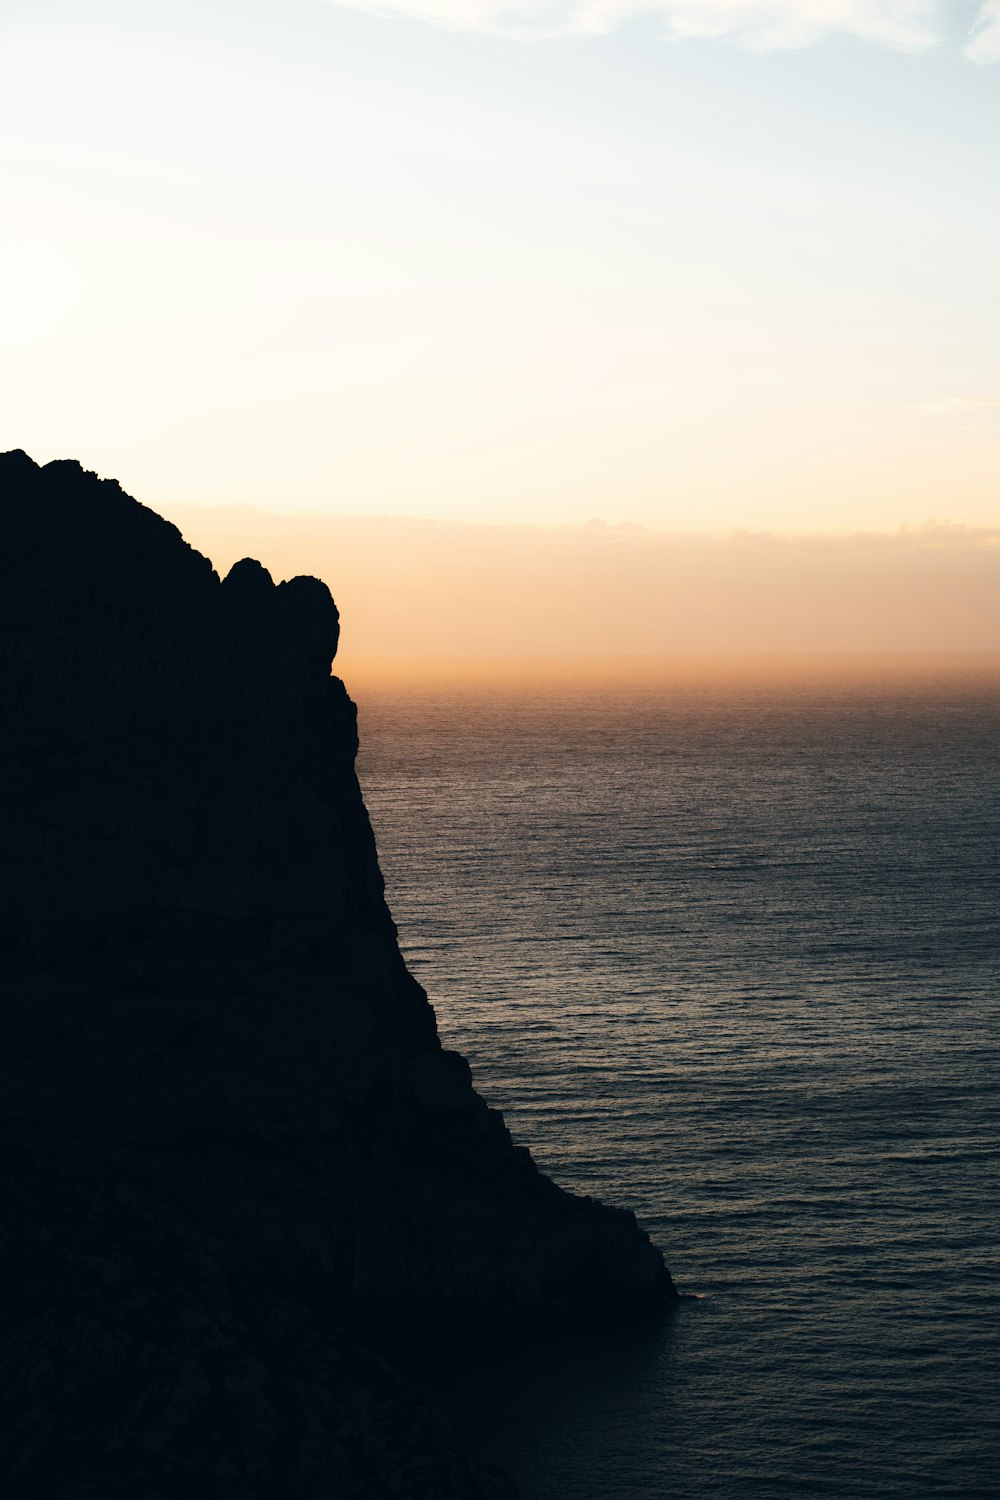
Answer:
xmin=356 ymin=675 xmax=1000 ymax=1500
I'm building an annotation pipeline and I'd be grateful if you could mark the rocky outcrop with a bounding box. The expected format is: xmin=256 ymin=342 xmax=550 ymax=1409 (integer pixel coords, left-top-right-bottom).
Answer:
xmin=0 ymin=451 xmax=675 ymax=1493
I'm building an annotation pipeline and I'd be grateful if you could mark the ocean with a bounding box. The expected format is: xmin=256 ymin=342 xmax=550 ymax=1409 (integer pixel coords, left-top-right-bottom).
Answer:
xmin=355 ymin=669 xmax=1000 ymax=1500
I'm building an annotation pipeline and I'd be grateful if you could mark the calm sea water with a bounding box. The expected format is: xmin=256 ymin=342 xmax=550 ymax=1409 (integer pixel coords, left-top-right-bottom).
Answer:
xmin=355 ymin=672 xmax=1000 ymax=1500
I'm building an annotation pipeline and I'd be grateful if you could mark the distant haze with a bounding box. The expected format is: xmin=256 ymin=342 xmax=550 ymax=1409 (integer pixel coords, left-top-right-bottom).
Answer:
xmin=156 ymin=503 xmax=1000 ymax=677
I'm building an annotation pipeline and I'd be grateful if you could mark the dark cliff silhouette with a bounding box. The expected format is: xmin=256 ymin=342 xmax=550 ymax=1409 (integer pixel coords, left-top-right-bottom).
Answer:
xmin=0 ymin=451 xmax=675 ymax=1496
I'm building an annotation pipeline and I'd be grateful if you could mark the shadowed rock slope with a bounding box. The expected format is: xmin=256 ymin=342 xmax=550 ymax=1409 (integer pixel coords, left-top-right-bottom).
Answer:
xmin=0 ymin=1131 xmax=516 ymax=1499
xmin=0 ymin=451 xmax=675 ymax=1494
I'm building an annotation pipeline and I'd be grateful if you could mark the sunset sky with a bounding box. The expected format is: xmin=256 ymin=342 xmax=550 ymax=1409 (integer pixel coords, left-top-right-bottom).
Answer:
xmin=3 ymin=0 xmax=998 ymax=658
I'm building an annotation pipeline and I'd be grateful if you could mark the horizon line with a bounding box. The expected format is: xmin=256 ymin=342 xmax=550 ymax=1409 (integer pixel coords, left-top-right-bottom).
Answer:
xmin=338 ymin=650 xmax=1000 ymax=685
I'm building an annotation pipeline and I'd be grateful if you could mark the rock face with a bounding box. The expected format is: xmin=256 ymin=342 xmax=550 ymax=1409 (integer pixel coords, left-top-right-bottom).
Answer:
xmin=0 ymin=451 xmax=675 ymax=1493
xmin=0 ymin=1132 xmax=516 ymax=1500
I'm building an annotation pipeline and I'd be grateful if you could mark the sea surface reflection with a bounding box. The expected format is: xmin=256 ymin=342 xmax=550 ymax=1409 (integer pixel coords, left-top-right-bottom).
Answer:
xmin=357 ymin=672 xmax=1000 ymax=1499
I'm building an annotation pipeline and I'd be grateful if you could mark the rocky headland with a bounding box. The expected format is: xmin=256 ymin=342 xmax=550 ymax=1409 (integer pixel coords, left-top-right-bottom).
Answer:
xmin=0 ymin=451 xmax=675 ymax=1496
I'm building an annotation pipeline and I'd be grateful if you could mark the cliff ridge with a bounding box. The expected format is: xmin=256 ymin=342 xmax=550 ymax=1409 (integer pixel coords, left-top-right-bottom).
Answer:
xmin=0 ymin=450 xmax=674 ymax=1494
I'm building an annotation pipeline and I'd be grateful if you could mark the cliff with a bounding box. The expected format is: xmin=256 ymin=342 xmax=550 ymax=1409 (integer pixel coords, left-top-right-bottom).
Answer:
xmin=0 ymin=451 xmax=674 ymax=1494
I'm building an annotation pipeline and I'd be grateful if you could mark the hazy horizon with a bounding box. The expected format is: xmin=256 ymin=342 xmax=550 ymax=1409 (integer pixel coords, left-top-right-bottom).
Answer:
xmin=150 ymin=498 xmax=1000 ymax=675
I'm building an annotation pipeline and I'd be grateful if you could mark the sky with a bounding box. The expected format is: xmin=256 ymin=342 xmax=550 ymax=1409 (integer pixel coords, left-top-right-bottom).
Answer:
xmin=3 ymin=0 xmax=998 ymax=656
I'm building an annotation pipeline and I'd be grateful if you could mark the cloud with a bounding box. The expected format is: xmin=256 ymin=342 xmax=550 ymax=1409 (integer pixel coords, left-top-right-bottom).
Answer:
xmin=329 ymin=0 xmax=946 ymax=52
xmin=330 ymin=0 xmax=1000 ymax=56
xmin=966 ymin=0 xmax=1000 ymax=59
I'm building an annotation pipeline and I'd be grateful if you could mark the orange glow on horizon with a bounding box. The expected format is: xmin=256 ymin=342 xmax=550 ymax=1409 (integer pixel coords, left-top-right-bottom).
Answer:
xmin=151 ymin=503 xmax=1000 ymax=680
xmin=338 ymin=651 xmax=1000 ymax=695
